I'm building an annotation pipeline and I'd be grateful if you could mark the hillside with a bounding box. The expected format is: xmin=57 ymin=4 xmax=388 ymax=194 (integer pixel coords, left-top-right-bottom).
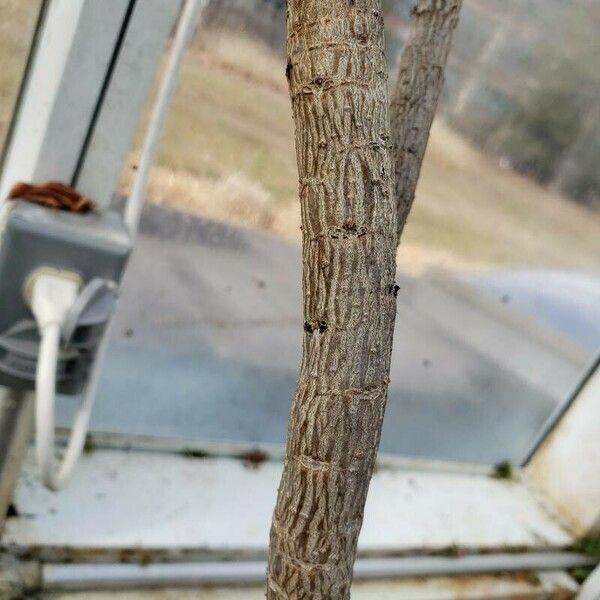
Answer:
xmin=121 ymin=30 xmax=600 ymax=273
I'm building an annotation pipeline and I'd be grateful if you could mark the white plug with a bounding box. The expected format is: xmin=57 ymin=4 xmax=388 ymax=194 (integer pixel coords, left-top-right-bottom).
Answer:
xmin=25 ymin=267 xmax=81 ymax=332
xmin=24 ymin=267 xmax=84 ymax=491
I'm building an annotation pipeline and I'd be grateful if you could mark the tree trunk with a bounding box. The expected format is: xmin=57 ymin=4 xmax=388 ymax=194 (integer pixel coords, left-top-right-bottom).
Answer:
xmin=266 ymin=1 xmax=397 ymax=598
xmin=392 ymin=0 xmax=463 ymax=239
xmin=267 ymin=1 xmax=463 ymax=598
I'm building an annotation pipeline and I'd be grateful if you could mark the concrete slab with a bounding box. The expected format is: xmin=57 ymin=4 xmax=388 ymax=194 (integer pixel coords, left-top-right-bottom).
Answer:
xmin=2 ymin=447 xmax=572 ymax=560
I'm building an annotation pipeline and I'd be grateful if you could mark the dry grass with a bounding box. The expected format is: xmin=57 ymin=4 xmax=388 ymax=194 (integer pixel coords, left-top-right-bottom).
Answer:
xmin=0 ymin=0 xmax=42 ymax=144
xmin=403 ymin=120 xmax=600 ymax=271
xmin=125 ymin=167 xmax=276 ymax=230
xmin=120 ymin=28 xmax=597 ymax=273
xmin=0 ymin=8 xmax=597 ymax=272
xmin=124 ymin=29 xmax=296 ymax=198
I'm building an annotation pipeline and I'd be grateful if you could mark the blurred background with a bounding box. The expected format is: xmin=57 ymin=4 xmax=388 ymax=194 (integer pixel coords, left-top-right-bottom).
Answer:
xmin=1 ymin=0 xmax=599 ymax=465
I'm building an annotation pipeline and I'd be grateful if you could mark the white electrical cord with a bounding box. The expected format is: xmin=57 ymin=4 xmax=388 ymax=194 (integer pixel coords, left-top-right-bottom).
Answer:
xmin=35 ymin=321 xmax=62 ymax=488
xmin=27 ymin=269 xmax=110 ymax=491
xmin=124 ymin=0 xmax=207 ymax=236
xmin=20 ymin=0 xmax=206 ymax=491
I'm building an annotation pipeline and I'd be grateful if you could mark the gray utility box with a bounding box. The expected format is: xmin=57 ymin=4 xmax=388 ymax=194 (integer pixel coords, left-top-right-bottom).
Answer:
xmin=0 ymin=201 xmax=132 ymax=393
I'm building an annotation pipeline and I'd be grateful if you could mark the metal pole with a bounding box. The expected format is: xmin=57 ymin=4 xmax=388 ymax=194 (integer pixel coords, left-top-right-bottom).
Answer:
xmin=124 ymin=0 xmax=207 ymax=236
xmin=42 ymin=553 xmax=596 ymax=591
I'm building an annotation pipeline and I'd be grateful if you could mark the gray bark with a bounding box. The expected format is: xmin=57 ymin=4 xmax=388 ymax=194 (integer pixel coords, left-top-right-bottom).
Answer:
xmin=267 ymin=1 xmax=462 ymax=598
xmin=392 ymin=0 xmax=463 ymax=240
xmin=267 ymin=1 xmax=396 ymax=598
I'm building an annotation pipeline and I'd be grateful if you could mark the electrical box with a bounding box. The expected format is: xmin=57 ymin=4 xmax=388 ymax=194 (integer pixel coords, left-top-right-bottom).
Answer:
xmin=0 ymin=202 xmax=132 ymax=393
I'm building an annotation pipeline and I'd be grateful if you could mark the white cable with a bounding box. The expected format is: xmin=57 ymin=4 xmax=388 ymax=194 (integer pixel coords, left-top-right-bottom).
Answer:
xmin=37 ymin=325 xmax=112 ymax=491
xmin=124 ymin=0 xmax=207 ymax=236
xmin=27 ymin=269 xmax=111 ymax=491
xmin=35 ymin=322 xmax=61 ymax=487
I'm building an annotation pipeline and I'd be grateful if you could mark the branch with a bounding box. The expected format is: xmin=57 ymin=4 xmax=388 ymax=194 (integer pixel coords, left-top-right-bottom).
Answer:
xmin=391 ymin=0 xmax=463 ymax=242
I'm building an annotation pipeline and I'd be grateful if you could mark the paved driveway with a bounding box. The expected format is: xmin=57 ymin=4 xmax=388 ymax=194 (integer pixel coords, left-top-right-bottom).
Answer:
xmin=58 ymin=206 xmax=594 ymax=464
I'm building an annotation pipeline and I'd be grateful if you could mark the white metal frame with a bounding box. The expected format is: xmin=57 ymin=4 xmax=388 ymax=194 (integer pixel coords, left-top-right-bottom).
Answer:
xmin=0 ymin=0 xmax=184 ymax=210
xmin=0 ymin=0 xmax=132 ymax=202
xmin=525 ymin=357 xmax=600 ymax=537
xmin=75 ymin=0 xmax=184 ymax=210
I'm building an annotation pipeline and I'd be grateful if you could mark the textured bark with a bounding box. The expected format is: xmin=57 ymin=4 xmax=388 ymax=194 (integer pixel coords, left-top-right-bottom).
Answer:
xmin=267 ymin=1 xmax=463 ymax=598
xmin=267 ymin=1 xmax=397 ymax=598
xmin=391 ymin=0 xmax=463 ymax=240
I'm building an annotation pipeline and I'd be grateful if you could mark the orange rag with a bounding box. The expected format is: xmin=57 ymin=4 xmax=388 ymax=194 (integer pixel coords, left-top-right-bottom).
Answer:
xmin=8 ymin=181 xmax=94 ymax=213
